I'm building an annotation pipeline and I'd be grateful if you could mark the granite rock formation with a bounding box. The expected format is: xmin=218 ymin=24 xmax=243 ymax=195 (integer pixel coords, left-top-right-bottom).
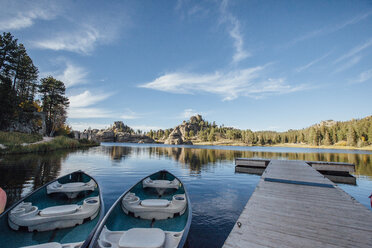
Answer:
xmin=164 ymin=114 xmax=204 ymax=145
xmin=73 ymin=121 xmax=155 ymax=143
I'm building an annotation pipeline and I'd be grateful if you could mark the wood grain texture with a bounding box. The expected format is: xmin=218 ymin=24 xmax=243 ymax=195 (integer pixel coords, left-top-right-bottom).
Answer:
xmin=224 ymin=160 xmax=372 ymax=248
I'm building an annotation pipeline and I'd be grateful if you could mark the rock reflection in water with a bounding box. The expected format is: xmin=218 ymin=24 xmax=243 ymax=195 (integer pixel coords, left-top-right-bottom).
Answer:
xmin=100 ymin=145 xmax=372 ymax=177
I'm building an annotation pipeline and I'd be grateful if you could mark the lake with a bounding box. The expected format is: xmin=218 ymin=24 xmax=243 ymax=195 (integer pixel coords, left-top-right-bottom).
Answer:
xmin=1 ymin=143 xmax=371 ymax=247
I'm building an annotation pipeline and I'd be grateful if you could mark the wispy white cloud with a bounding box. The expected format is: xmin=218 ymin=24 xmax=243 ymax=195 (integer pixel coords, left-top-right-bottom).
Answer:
xmin=55 ymin=62 xmax=88 ymax=87
xmin=289 ymin=11 xmax=372 ymax=46
xmin=333 ymin=38 xmax=372 ymax=64
xmin=353 ymin=69 xmax=372 ymax=84
xmin=70 ymin=122 xmax=161 ymax=132
xmin=175 ymin=0 xmax=210 ymax=20
xmin=180 ymin=109 xmax=199 ymax=119
xmin=296 ymin=51 xmax=332 ymax=72
xmin=0 ymin=0 xmax=58 ymax=30
xmin=220 ymin=0 xmax=249 ymax=63
xmin=68 ymin=90 xmax=114 ymax=119
xmin=68 ymin=107 xmax=115 ymax=119
xmin=68 ymin=122 xmax=110 ymax=131
xmin=140 ymin=66 xmax=307 ymax=101
xmin=41 ymin=60 xmax=88 ymax=88
xmin=175 ymin=0 xmax=185 ymax=11
xmin=131 ymin=125 xmax=165 ymax=132
xmin=69 ymin=91 xmax=112 ymax=108
xmin=333 ymin=56 xmax=362 ymax=74
xmin=188 ymin=5 xmax=209 ymax=17
xmin=68 ymin=91 xmax=146 ymax=120
xmin=33 ymin=25 xmax=103 ymax=55
xmin=120 ymin=109 xmax=143 ymax=120
xmin=30 ymin=2 xmax=128 ymax=55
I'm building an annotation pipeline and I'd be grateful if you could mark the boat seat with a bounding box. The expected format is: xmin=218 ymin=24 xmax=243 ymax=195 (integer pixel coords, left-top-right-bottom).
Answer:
xmin=122 ymin=193 xmax=186 ymax=220
xmin=39 ymin=204 xmax=79 ymax=217
xmin=118 ymin=228 xmax=165 ymax=248
xmin=21 ymin=241 xmax=84 ymax=248
xmin=141 ymin=199 xmax=169 ymax=207
xmin=20 ymin=242 xmax=61 ymax=248
xmin=47 ymin=179 xmax=96 ymax=199
xmin=8 ymin=197 xmax=100 ymax=232
xmin=143 ymin=178 xmax=179 ymax=190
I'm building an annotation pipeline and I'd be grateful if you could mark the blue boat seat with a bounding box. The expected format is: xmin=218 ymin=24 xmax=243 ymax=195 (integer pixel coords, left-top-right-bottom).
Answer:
xmin=47 ymin=179 xmax=96 ymax=199
xmin=143 ymin=177 xmax=180 ymax=195
xmin=39 ymin=204 xmax=79 ymax=217
xmin=122 ymin=193 xmax=187 ymax=220
xmin=20 ymin=241 xmax=84 ymax=248
xmin=140 ymin=199 xmax=169 ymax=207
xmin=8 ymin=197 xmax=100 ymax=232
xmin=20 ymin=242 xmax=62 ymax=248
xmin=118 ymin=228 xmax=165 ymax=248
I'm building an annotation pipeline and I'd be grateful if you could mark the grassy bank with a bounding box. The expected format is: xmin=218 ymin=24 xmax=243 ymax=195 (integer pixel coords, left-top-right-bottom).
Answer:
xmin=0 ymin=131 xmax=42 ymax=146
xmin=191 ymin=139 xmax=372 ymax=151
xmin=0 ymin=135 xmax=99 ymax=154
xmin=271 ymin=143 xmax=372 ymax=151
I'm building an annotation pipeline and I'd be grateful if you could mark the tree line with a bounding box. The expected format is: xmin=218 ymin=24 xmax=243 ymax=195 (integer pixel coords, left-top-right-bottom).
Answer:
xmin=147 ymin=116 xmax=372 ymax=148
xmin=0 ymin=32 xmax=69 ymax=136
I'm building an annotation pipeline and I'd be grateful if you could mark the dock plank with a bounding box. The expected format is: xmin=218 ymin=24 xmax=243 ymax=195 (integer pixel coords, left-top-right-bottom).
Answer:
xmin=223 ymin=159 xmax=372 ymax=248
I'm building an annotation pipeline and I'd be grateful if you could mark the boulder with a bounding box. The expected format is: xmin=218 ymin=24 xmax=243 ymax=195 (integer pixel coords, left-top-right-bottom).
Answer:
xmin=164 ymin=126 xmax=192 ymax=145
xmin=116 ymin=132 xmax=131 ymax=142
xmin=96 ymin=130 xmax=115 ymax=142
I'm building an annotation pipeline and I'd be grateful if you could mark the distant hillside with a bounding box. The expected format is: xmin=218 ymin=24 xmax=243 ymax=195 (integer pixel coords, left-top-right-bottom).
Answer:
xmin=146 ymin=115 xmax=372 ymax=148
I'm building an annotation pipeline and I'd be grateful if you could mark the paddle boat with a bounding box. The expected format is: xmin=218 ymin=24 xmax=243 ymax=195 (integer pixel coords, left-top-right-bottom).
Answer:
xmin=89 ymin=170 xmax=192 ymax=248
xmin=0 ymin=187 xmax=6 ymax=214
xmin=0 ymin=170 xmax=104 ymax=248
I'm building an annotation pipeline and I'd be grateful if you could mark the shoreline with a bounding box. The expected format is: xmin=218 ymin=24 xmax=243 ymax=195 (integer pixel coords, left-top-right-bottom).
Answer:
xmin=0 ymin=136 xmax=99 ymax=155
xmin=189 ymin=140 xmax=372 ymax=151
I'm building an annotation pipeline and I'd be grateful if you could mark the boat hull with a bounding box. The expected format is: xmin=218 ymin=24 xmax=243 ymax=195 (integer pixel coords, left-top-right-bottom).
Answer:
xmin=89 ymin=170 xmax=192 ymax=248
xmin=0 ymin=170 xmax=104 ymax=248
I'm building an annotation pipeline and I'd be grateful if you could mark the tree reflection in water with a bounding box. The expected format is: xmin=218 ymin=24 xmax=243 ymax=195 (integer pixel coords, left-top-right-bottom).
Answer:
xmin=100 ymin=145 xmax=372 ymax=177
xmin=1 ymin=145 xmax=371 ymax=209
xmin=0 ymin=150 xmax=70 ymax=208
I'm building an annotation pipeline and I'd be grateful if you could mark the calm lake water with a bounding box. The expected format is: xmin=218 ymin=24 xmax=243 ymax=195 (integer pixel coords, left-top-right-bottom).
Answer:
xmin=1 ymin=143 xmax=372 ymax=247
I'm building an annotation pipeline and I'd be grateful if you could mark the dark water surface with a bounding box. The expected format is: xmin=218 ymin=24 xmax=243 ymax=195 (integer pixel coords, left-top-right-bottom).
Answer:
xmin=1 ymin=143 xmax=372 ymax=247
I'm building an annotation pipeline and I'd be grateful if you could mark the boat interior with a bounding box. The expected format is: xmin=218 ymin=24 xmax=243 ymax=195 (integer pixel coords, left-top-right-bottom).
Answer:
xmin=97 ymin=171 xmax=189 ymax=248
xmin=0 ymin=172 xmax=101 ymax=247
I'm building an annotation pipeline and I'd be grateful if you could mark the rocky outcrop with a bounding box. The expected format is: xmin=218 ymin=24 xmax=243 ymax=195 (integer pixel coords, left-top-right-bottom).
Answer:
xmin=6 ymin=112 xmax=46 ymax=135
xmin=96 ymin=130 xmax=115 ymax=142
xmin=73 ymin=121 xmax=155 ymax=144
xmin=116 ymin=133 xmax=154 ymax=143
xmin=164 ymin=115 xmax=204 ymax=145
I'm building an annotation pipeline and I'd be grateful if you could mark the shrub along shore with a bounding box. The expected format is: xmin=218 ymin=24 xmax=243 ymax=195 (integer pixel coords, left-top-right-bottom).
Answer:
xmin=0 ymin=132 xmax=99 ymax=155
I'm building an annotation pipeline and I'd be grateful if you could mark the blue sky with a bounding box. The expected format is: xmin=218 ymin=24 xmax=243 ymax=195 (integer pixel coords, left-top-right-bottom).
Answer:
xmin=1 ymin=0 xmax=372 ymax=132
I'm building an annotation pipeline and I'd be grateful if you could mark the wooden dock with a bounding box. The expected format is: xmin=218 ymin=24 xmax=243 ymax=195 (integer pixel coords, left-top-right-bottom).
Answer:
xmin=224 ymin=159 xmax=372 ymax=248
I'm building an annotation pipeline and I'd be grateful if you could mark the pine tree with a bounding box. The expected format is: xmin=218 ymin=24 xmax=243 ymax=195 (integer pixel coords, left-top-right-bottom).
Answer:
xmin=39 ymin=76 xmax=69 ymax=136
xmin=346 ymin=126 xmax=357 ymax=146
xmin=208 ymin=128 xmax=216 ymax=142
xmin=368 ymin=125 xmax=372 ymax=145
xmin=324 ymin=130 xmax=332 ymax=145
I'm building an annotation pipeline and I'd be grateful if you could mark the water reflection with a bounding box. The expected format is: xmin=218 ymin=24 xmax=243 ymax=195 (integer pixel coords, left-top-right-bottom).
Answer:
xmin=99 ymin=145 xmax=372 ymax=177
xmin=1 ymin=145 xmax=371 ymax=208
xmin=0 ymin=151 xmax=68 ymax=207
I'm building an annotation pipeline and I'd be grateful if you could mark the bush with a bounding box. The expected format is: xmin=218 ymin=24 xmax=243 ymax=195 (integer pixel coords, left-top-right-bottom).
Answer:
xmin=334 ymin=141 xmax=347 ymax=146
